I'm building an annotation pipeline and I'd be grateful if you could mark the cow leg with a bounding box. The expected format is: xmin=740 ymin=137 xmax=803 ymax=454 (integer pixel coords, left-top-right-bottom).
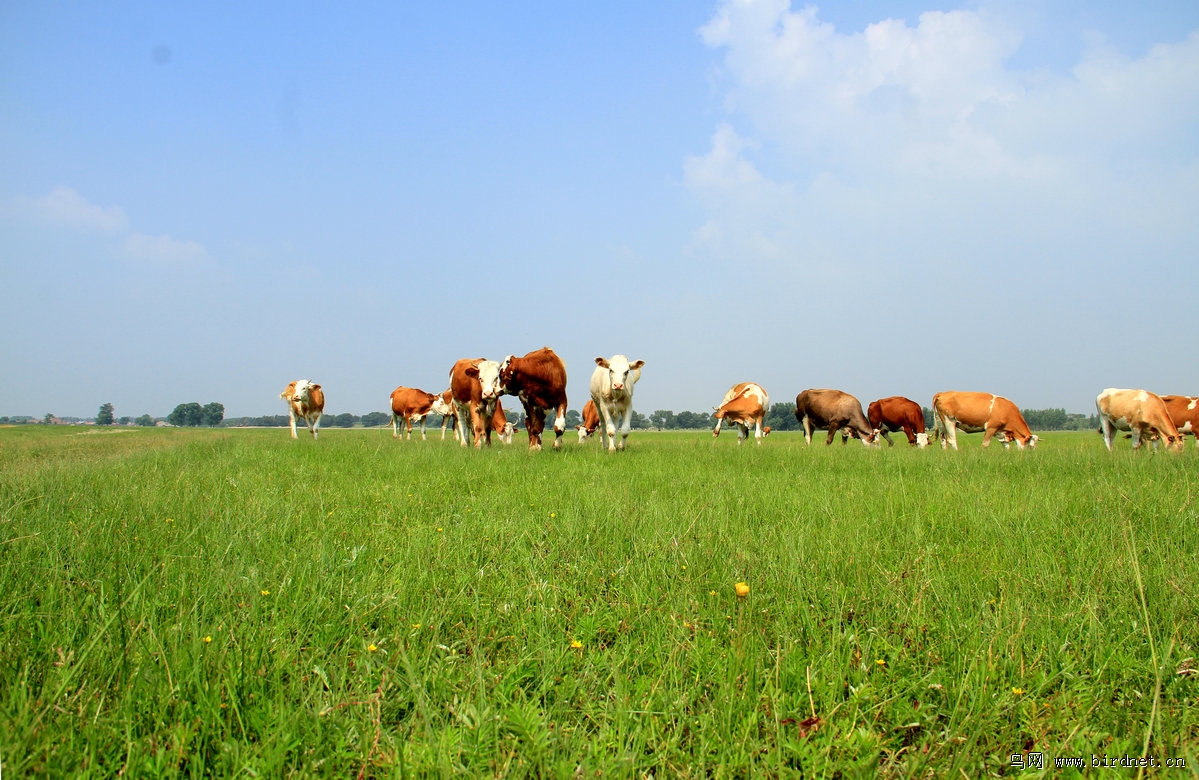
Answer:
xmin=942 ymin=418 xmax=958 ymax=450
xmin=289 ymin=410 xmax=299 ymax=439
xmin=1100 ymin=418 xmax=1116 ymax=452
xmin=598 ymin=405 xmax=617 ymax=453
xmin=981 ymin=427 xmax=996 ymax=448
xmin=902 ymin=425 xmax=917 ymax=446
xmin=713 ymin=417 xmax=723 ymax=438
xmin=454 ymin=405 xmax=471 ymax=447
xmin=825 ymin=424 xmax=839 ymax=446
xmin=1130 ymin=426 xmax=1144 ymax=451
xmin=881 ymin=428 xmax=895 ymax=447
xmin=309 ymin=414 xmax=320 ymax=439
xmin=618 ymin=405 xmax=633 ymax=450
xmin=552 ymin=402 xmax=567 ymax=450
xmin=840 ymin=429 xmax=850 ymax=444
xmin=736 ymin=422 xmax=748 ymax=444
xmin=419 ymin=415 xmax=428 ymax=441
xmin=526 ymin=406 xmax=546 ymax=452
xmin=802 ymin=417 xmax=813 ymax=446
xmin=754 ymin=419 xmax=765 ymax=445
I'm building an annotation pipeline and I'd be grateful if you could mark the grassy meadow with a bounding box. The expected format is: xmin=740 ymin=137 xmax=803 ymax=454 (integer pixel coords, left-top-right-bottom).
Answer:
xmin=1 ymin=425 xmax=1196 ymax=777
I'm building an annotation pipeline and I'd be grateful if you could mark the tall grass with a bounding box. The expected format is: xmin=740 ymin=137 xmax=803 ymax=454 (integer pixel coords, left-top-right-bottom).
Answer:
xmin=1 ymin=426 xmax=1196 ymax=776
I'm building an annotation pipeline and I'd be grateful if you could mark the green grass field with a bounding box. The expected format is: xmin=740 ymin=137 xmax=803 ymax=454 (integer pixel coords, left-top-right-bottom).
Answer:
xmin=1 ymin=426 xmax=1196 ymax=777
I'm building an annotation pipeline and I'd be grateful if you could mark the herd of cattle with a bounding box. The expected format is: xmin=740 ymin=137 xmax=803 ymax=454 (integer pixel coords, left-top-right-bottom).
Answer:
xmin=279 ymin=349 xmax=1198 ymax=453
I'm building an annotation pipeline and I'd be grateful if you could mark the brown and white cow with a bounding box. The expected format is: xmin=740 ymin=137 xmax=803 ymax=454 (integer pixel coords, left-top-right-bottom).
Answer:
xmin=591 ymin=355 xmax=645 ymax=452
xmin=932 ymin=391 xmax=1037 ymax=450
xmin=449 ymin=358 xmax=503 ymax=448
xmin=498 ymin=347 xmax=569 ymax=451
xmin=1096 ymin=388 xmax=1183 ymax=452
xmin=794 ymin=389 xmax=879 ymax=446
xmin=1159 ymin=395 xmax=1199 ymax=449
xmin=431 ymin=389 xmax=457 ymax=440
xmin=281 ymin=379 xmax=325 ymax=439
xmin=867 ymin=396 xmax=928 ymax=448
xmin=492 ymin=400 xmax=518 ymax=446
xmin=576 ymin=399 xmax=601 ymax=444
xmin=389 ymin=386 xmax=439 ymax=441
xmin=712 ymin=382 xmax=771 ymax=445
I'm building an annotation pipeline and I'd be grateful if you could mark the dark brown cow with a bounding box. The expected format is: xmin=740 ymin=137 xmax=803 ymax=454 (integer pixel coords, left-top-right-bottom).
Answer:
xmin=498 ymin=347 xmax=569 ymax=451
xmin=449 ymin=358 xmax=503 ymax=448
xmin=1160 ymin=395 xmax=1199 ymax=449
xmin=389 ymin=386 xmax=439 ymax=441
xmin=794 ymin=389 xmax=879 ymax=446
xmin=576 ymin=399 xmax=600 ymax=444
xmin=866 ymin=396 xmax=928 ymax=447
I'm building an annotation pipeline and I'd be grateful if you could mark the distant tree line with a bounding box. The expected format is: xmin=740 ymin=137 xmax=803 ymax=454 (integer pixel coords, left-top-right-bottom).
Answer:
xmin=167 ymin=402 xmax=225 ymax=427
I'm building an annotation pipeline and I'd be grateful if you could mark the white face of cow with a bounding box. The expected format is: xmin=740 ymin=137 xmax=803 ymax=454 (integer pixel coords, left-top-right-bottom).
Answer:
xmin=596 ymin=355 xmax=643 ymax=397
xmin=915 ymin=432 xmax=929 ymax=448
xmin=475 ymin=360 xmax=502 ymax=401
xmin=292 ymin=379 xmax=313 ymax=403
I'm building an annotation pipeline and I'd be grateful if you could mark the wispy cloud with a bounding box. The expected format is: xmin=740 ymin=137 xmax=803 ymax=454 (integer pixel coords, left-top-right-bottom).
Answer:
xmin=6 ymin=186 xmax=129 ymax=232
xmin=123 ymin=233 xmax=209 ymax=267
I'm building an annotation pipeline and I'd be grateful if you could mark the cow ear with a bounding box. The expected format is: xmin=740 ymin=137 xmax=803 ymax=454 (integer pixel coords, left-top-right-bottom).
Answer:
xmin=465 ymin=367 xmax=479 ymax=378
xmin=311 ymin=384 xmax=321 ymax=391
xmin=629 ymin=360 xmax=645 ymax=369
xmin=595 ymin=357 xmax=609 ymax=368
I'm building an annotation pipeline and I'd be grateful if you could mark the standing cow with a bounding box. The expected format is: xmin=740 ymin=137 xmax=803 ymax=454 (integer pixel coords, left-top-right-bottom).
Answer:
xmin=590 ymin=355 xmax=645 ymax=453
xmin=866 ymin=396 xmax=928 ymax=447
xmin=431 ymin=389 xmax=457 ymax=440
xmin=932 ymin=391 xmax=1038 ymax=450
xmin=449 ymin=358 xmax=503 ymax=448
xmin=1096 ymin=388 xmax=1183 ymax=452
xmin=389 ymin=386 xmax=440 ymax=441
xmin=576 ymin=399 xmax=601 ymax=444
xmin=498 ymin=347 xmax=569 ymax=452
xmin=1160 ymin=395 xmax=1199 ymax=449
xmin=712 ymin=382 xmax=771 ymax=445
xmin=794 ymin=389 xmax=879 ymax=446
xmin=281 ymin=379 xmax=325 ymax=439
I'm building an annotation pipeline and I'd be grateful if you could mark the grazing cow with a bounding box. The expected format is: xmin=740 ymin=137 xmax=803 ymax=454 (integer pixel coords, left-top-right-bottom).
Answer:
xmin=590 ymin=355 xmax=645 ymax=452
xmin=712 ymin=382 xmax=772 ymax=445
xmin=449 ymin=358 xmax=503 ymax=448
xmin=576 ymin=399 xmax=601 ymax=444
xmin=389 ymin=386 xmax=439 ymax=441
xmin=866 ymin=396 xmax=928 ymax=447
xmin=498 ymin=347 xmax=569 ymax=451
xmin=932 ymin=391 xmax=1038 ymax=450
xmin=431 ymin=389 xmax=457 ymax=440
xmin=281 ymin=379 xmax=325 ymax=439
xmin=794 ymin=389 xmax=879 ymax=446
xmin=1096 ymin=388 xmax=1183 ymax=452
xmin=1160 ymin=395 xmax=1199 ymax=449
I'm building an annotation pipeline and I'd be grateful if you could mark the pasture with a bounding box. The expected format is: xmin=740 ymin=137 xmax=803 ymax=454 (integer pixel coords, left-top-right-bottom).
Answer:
xmin=1 ymin=426 xmax=1196 ymax=777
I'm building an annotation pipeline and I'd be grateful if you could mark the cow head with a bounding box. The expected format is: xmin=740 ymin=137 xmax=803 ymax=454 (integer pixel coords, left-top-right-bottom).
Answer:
xmin=498 ymin=355 xmax=516 ymax=393
xmin=860 ymin=428 xmax=882 ymax=447
xmin=291 ymin=379 xmax=315 ymax=404
xmin=465 ymin=360 xmax=503 ymax=401
xmin=762 ymin=426 xmax=772 ymax=437
xmin=915 ymin=432 xmax=929 ymax=448
xmin=595 ymin=355 xmax=644 ymax=396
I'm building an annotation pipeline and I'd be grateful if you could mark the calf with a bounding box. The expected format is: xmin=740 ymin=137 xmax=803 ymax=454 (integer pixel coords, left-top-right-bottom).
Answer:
xmin=590 ymin=355 xmax=645 ymax=452
xmin=431 ymin=389 xmax=457 ymax=440
xmin=449 ymin=358 xmax=503 ymax=448
xmin=1159 ymin=395 xmax=1199 ymax=449
xmin=712 ymin=382 xmax=772 ymax=445
xmin=389 ymin=386 xmax=439 ymax=441
xmin=281 ymin=379 xmax=325 ymax=439
xmin=794 ymin=389 xmax=879 ymax=446
xmin=576 ymin=399 xmax=601 ymax=444
xmin=932 ymin=391 xmax=1037 ymax=450
xmin=498 ymin=347 xmax=569 ymax=451
xmin=1096 ymin=388 xmax=1183 ymax=452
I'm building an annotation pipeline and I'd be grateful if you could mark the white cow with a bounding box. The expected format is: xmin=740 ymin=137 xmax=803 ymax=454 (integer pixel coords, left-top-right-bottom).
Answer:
xmin=589 ymin=355 xmax=645 ymax=453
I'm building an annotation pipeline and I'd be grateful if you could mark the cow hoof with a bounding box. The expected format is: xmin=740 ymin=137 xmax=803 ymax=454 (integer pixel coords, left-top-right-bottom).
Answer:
xmin=529 ymin=443 xmax=543 ymax=452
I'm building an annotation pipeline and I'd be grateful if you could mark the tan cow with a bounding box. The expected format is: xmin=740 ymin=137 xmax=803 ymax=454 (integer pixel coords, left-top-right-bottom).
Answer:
xmin=794 ymin=389 xmax=879 ymax=446
xmin=1096 ymin=388 xmax=1183 ymax=452
xmin=449 ymin=358 xmax=503 ymax=448
xmin=389 ymin=386 xmax=439 ymax=441
xmin=576 ymin=399 xmax=600 ymax=444
xmin=1160 ymin=395 xmax=1199 ymax=449
xmin=280 ymin=380 xmax=324 ymax=439
xmin=932 ymin=391 xmax=1037 ymax=450
xmin=712 ymin=382 xmax=771 ymax=445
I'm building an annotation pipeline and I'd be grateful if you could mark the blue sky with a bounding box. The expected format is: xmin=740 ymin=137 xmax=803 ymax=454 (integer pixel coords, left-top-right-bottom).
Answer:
xmin=2 ymin=1 xmax=1197 ymax=420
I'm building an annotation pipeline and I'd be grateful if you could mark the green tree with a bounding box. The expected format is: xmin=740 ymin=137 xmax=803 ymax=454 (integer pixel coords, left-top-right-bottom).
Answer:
xmin=649 ymin=410 xmax=675 ymax=430
xmin=168 ymin=402 xmax=203 ymax=427
xmin=360 ymin=411 xmax=391 ymax=427
xmin=565 ymin=409 xmax=582 ymax=428
xmin=118 ymin=416 xmax=132 ymax=425
xmin=135 ymin=414 xmax=156 ymax=427
xmin=201 ymin=402 xmax=225 ymax=427
xmin=630 ymin=410 xmax=650 ymax=430
xmin=764 ymin=402 xmax=799 ymax=431
xmin=43 ymin=413 xmax=55 ymax=425
xmin=96 ymin=403 xmax=115 ymax=426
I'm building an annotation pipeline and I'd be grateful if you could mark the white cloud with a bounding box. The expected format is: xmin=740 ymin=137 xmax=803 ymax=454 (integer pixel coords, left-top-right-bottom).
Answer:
xmin=5 ymin=186 xmax=128 ymax=232
xmin=123 ymin=233 xmax=209 ymax=267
